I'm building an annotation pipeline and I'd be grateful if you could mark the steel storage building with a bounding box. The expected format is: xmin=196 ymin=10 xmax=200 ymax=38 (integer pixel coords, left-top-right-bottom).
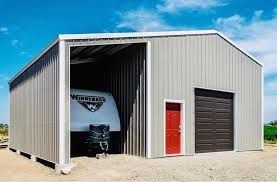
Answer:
xmin=9 ymin=30 xmax=263 ymax=172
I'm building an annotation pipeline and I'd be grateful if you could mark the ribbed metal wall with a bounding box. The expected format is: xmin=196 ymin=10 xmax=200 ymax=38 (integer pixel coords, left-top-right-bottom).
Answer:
xmin=66 ymin=34 xmax=262 ymax=158
xmin=106 ymin=43 xmax=146 ymax=156
xmin=150 ymin=34 xmax=262 ymax=157
xmin=9 ymin=44 xmax=60 ymax=163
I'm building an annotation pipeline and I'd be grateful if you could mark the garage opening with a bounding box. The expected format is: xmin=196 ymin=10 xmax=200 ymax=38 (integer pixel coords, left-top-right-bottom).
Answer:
xmin=195 ymin=88 xmax=234 ymax=153
xmin=70 ymin=43 xmax=147 ymax=158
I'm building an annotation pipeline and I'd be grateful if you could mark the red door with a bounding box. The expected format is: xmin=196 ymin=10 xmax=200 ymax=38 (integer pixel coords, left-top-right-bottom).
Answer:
xmin=166 ymin=103 xmax=181 ymax=155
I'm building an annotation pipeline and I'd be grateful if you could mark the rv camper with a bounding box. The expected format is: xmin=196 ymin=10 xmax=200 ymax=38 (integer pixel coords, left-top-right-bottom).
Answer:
xmin=70 ymin=89 xmax=121 ymax=156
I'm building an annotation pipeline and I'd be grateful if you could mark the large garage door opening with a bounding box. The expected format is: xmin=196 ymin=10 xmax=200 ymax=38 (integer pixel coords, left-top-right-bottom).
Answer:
xmin=70 ymin=43 xmax=147 ymax=158
xmin=195 ymin=88 xmax=234 ymax=153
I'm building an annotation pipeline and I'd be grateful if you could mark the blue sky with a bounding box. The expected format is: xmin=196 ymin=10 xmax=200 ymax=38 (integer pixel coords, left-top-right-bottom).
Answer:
xmin=0 ymin=0 xmax=277 ymax=123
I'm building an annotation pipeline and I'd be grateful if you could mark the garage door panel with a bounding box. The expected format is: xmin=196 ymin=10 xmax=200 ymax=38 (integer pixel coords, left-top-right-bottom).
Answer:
xmin=195 ymin=95 xmax=214 ymax=102
xmin=195 ymin=144 xmax=213 ymax=153
xmin=215 ymin=123 xmax=232 ymax=129
xmin=216 ymin=112 xmax=231 ymax=119
xmin=215 ymin=143 xmax=233 ymax=151
xmin=195 ymin=100 xmax=213 ymax=108
xmin=195 ymin=111 xmax=213 ymax=119
xmin=196 ymin=117 xmax=213 ymax=122
xmin=215 ymin=132 xmax=232 ymax=139
xmin=214 ymin=98 xmax=232 ymax=103
xmin=215 ymin=127 xmax=232 ymax=132
xmin=196 ymin=123 xmax=214 ymax=129
xmin=196 ymin=118 xmax=214 ymax=124
xmin=215 ymin=102 xmax=232 ymax=109
xmin=215 ymin=118 xmax=232 ymax=123
xmin=215 ymin=108 xmax=232 ymax=113
xmin=195 ymin=88 xmax=233 ymax=153
xmin=195 ymin=107 xmax=213 ymax=112
xmin=196 ymin=134 xmax=214 ymax=141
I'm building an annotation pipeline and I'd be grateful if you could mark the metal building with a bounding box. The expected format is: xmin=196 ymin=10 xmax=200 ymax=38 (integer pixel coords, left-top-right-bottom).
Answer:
xmin=9 ymin=30 xmax=263 ymax=172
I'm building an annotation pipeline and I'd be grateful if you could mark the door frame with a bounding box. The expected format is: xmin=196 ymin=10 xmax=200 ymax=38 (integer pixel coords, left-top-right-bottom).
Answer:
xmin=164 ymin=99 xmax=185 ymax=157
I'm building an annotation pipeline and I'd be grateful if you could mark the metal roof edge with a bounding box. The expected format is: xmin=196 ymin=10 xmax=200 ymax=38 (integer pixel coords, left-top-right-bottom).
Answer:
xmin=58 ymin=30 xmax=218 ymax=40
xmin=9 ymin=37 xmax=60 ymax=84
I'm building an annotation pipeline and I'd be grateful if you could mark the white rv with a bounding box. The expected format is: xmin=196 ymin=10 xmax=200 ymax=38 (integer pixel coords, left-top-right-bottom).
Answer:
xmin=70 ymin=89 xmax=121 ymax=132
xmin=70 ymin=89 xmax=121 ymax=156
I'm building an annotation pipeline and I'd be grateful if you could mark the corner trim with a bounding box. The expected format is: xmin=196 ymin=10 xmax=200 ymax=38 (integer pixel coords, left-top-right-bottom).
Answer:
xmin=146 ymin=41 xmax=152 ymax=158
xmin=59 ymin=40 xmax=66 ymax=165
xmin=261 ymin=67 xmax=264 ymax=150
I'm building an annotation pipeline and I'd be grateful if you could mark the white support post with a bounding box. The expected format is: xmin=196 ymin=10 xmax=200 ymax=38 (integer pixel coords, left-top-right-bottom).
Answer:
xmin=146 ymin=41 xmax=152 ymax=158
xmin=261 ymin=67 xmax=264 ymax=150
xmin=57 ymin=40 xmax=75 ymax=175
xmin=59 ymin=40 xmax=66 ymax=165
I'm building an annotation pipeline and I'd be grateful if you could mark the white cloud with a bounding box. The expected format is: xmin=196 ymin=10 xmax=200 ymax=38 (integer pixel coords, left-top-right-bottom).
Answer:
xmin=116 ymin=8 xmax=174 ymax=31
xmin=0 ymin=27 xmax=8 ymax=34
xmin=116 ymin=0 xmax=227 ymax=31
xmin=214 ymin=10 xmax=277 ymax=76
xmin=215 ymin=15 xmax=245 ymax=38
xmin=252 ymin=10 xmax=263 ymax=21
xmin=274 ymin=7 xmax=277 ymax=16
xmin=157 ymin=0 xmax=227 ymax=13
xmin=11 ymin=39 xmax=18 ymax=46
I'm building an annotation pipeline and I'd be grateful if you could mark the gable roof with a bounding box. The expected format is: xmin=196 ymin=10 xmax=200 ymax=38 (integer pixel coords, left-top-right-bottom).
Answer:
xmin=9 ymin=30 xmax=263 ymax=83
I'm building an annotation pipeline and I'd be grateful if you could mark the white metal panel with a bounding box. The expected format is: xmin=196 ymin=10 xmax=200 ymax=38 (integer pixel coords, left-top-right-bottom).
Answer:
xmin=149 ymin=34 xmax=262 ymax=157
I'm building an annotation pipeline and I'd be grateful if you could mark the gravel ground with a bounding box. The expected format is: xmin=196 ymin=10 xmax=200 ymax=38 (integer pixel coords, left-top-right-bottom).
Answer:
xmin=0 ymin=146 xmax=276 ymax=181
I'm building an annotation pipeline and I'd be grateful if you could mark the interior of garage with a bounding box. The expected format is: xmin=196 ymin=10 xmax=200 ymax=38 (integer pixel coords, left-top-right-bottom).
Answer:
xmin=70 ymin=43 xmax=147 ymax=158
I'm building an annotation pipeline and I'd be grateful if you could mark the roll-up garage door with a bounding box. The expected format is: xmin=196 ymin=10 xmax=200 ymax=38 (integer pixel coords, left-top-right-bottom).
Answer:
xmin=195 ymin=88 xmax=233 ymax=153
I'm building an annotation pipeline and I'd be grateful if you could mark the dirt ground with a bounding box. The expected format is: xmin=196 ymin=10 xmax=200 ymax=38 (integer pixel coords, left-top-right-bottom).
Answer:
xmin=0 ymin=146 xmax=276 ymax=181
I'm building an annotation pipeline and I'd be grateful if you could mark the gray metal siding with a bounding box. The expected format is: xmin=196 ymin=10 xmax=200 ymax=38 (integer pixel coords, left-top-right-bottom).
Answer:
xmin=9 ymin=44 xmax=60 ymax=163
xmin=107 ymin=43 xmax=146 ymax=156
xmin=150 ymin=34 xmax=262 ymax=157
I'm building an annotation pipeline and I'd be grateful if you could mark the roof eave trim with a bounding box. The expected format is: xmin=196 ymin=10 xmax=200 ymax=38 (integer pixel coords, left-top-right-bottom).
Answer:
xmin=58 ymin=30 xmax=218 ymax=40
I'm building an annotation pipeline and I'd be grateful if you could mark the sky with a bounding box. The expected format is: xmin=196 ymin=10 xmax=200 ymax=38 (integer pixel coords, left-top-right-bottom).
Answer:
xmin=0 ymin=0 xmax=276 ymax=123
